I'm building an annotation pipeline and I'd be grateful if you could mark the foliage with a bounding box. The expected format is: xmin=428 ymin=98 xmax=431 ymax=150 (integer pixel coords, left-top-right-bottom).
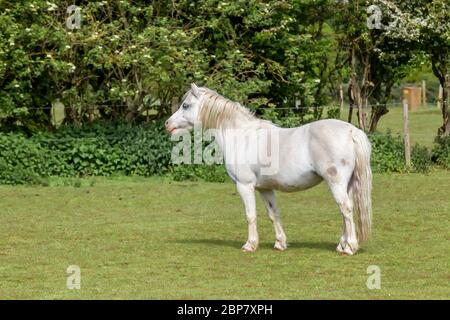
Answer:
xmin=0 ymin=158 xmax=47 ymax=186
xmin=170 ymin=164 xmax=228 ymax=183
xmin=0 ymin=0 xmax=211 ymax=129
xmin=0 ymin=1 xmax=448 ymax=184
xmin=0 ymin=121 xmax=172 ymax=184
xmin=369 ymin=132 xmax=431 ymax=173
xmin=1 ymin=0 xmax=449 ymax=135
xmin=0 ymin=120 xmax=439 ymax=185
xmin=330 ymin=0 xmax=420 ymax=132
xmin=372 ymin=0 xmax=450 ymax=134
xmin=0 ymin=0 xmax=338 ymax=131
xmin=411 ymin=144 xmax=433 ymax=173
xmin=260 ymin=108 xmax=311 ymax=128
xmin=432 ymin=135 xmax=450 ymax=169
xmin=0 ymin=133 xmax=56 ymax=184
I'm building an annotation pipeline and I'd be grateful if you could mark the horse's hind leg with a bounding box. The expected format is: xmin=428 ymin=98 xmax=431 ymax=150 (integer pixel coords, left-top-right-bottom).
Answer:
xmin=329 ymin=183 xmax=358 ymax=255
xmin=259 ymin=190 xmax=287 ymax=251
xmin=236 ymin=182 xmax=259 ymax=252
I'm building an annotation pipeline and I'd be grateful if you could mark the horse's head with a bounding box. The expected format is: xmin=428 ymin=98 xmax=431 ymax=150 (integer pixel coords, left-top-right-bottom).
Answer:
xmin=165 ymin=83 xmax=203 ymax=135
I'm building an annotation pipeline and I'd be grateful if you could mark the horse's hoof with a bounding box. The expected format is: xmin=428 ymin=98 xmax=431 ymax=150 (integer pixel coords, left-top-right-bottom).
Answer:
xmin=336 ymin=243 xmax=357 ymax=255
xmin=274 ymin=241 xmax=287 ymax=251
xmin=241 ymin=242 xmax=258 ymax=252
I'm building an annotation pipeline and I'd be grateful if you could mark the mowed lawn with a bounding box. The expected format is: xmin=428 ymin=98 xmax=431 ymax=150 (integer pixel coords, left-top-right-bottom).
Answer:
xmin=0 ymin=172 xmax=449 ymax=299
xmin=341 ymin=105 xmax=442 ymax=148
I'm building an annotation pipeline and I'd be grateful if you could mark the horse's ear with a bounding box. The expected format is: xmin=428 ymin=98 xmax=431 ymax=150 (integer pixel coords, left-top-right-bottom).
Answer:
xmin=191 ymin=83 xmax=200 ymax=97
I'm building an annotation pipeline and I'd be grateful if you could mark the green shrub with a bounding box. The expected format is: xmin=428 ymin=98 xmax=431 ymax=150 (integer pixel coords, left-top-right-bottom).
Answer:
xmin=0 ymin=123 xmax=439 ymax=186
xmin=432 ymin=135 xmax=450 ymax=169
xmin=411 ymin=144 xmax=433 ymax=173
xmin=0 ymin=1 xmax=331 ymax=131
xmin=0 ymin=158 xmax=48 ymax=185
xmin=369 ymin=133 xmax=431 ymax=173
xmin=0 ymin=121 xmax=172 ymax=184
xmin=170 ymin=164 xmax=229 ymax=183
xmin=0 ymin=132 xmax=58 ymax=184
xmin=38 ymin=121 xmax=172 ymax=177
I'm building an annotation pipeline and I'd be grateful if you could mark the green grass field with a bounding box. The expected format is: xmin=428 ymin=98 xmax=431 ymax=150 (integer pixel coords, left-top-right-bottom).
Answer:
xmin=341 ymin=105 xmax=442 ymax=148
xmin=0 ymin=171 xmax=449 ymax=299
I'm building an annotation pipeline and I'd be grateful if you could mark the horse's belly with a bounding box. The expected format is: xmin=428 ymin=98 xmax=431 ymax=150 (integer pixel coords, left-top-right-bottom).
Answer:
xmin=256 ymin=170 xmax=323 ymax=192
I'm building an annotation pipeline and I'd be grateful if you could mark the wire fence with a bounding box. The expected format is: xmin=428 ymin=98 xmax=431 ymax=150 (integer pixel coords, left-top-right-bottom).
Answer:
xmin=0 ymin=100 xmax=442 ymax=146
xmin=15 ymin=101 xmax=412 ymax=111
xmin=0 ymin=130 xmax=437 ymax=144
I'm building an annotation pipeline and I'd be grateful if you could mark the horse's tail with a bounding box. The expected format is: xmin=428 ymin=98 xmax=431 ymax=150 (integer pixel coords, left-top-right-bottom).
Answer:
xmin=351 ymin=128 xmax=373 ymax=242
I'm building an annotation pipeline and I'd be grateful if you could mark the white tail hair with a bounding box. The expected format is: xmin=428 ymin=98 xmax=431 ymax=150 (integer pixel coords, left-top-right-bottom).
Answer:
xmin=351 ymin=128 xmax=373 ymax=242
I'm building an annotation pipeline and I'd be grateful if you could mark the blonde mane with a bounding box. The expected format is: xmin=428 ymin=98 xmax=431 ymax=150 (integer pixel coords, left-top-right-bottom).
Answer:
xmin=198 ymin=88 xmax=256 ymax=129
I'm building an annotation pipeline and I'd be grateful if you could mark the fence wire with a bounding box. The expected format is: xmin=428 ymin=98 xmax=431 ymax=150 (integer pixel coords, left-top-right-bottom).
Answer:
xmin=11 ymin=101 xmax=421 ymax=111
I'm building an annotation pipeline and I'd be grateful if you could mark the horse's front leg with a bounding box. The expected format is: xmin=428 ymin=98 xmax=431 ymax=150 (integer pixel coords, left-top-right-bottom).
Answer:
xmin=259 ymin=190 xmax=287 ymax=251
xmin=236 ymin=182 xmax=258 ymax=252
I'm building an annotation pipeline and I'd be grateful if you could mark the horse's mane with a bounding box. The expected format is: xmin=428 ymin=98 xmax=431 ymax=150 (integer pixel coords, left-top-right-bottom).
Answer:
xmin=197 ymin=87 xmax=256 ymax=129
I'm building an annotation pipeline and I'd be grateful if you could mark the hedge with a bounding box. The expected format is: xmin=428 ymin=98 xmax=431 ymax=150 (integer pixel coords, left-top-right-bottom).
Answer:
xmin=0 ymin=121 xmax=172 ymax=184
xmin=431 ymin=135 xmax=450 ymax=169
xmin=0 ymin=122 xmax=446 ymax=185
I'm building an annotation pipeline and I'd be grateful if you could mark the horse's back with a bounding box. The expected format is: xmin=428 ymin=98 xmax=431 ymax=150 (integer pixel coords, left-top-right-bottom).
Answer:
xmin=274 ymin=119 xmax=359 ymax=188
xmin=281 ymin=119 xmax=358 ymax=159
xmin=306 ymin=119 xmax=356 ymax=141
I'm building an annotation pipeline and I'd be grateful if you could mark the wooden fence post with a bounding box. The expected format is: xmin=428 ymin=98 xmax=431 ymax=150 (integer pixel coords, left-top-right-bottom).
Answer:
xmin=339 ymin=84 xmax=344 ymax=116
xmin=348 ymin=81 xmax=354 ymax=123
xmin=403 ymin=99 xmax=411 ymax=168
xmin=438 ymin=85 xmax=443 ymax=110
xmin=171 ymin=97 xmax=179 ymax=113
xmin=422 ymin=80 xmax=427 ymax=107
xmin=88 ymin=107 xmax=93 ymax=122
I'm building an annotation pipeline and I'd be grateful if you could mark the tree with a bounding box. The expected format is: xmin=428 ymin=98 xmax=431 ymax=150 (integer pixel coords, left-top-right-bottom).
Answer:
xmin=0 ymin=1 xmax=207 ymax=130
xmin=372 ymin=0 xmax=450 ymax=135
xmin=0 ymin=0 xmax=341 ymax=131
xmin=331 ymin=0 xmax=417 ymax=132
xmin=180 ymin=0 xmax=338 ymax=117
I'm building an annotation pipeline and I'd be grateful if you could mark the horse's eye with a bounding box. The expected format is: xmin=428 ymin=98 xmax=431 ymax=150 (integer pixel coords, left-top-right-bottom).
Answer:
xmin=182 ymin=103 xmax=190 ymax=110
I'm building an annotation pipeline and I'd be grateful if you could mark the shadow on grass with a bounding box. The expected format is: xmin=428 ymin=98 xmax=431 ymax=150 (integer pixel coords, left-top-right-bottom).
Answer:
xmin=174 ymin=239 xmax=336 ymax=252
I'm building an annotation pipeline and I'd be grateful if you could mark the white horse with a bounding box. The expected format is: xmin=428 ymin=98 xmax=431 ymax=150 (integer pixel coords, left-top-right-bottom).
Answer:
xmin=166 ymin=83 xmax=372 ymax=255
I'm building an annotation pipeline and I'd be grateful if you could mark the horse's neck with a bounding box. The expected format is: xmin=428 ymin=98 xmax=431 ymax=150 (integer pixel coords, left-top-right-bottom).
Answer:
xmin=212 ymin=118 xmax=275 ymax=152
